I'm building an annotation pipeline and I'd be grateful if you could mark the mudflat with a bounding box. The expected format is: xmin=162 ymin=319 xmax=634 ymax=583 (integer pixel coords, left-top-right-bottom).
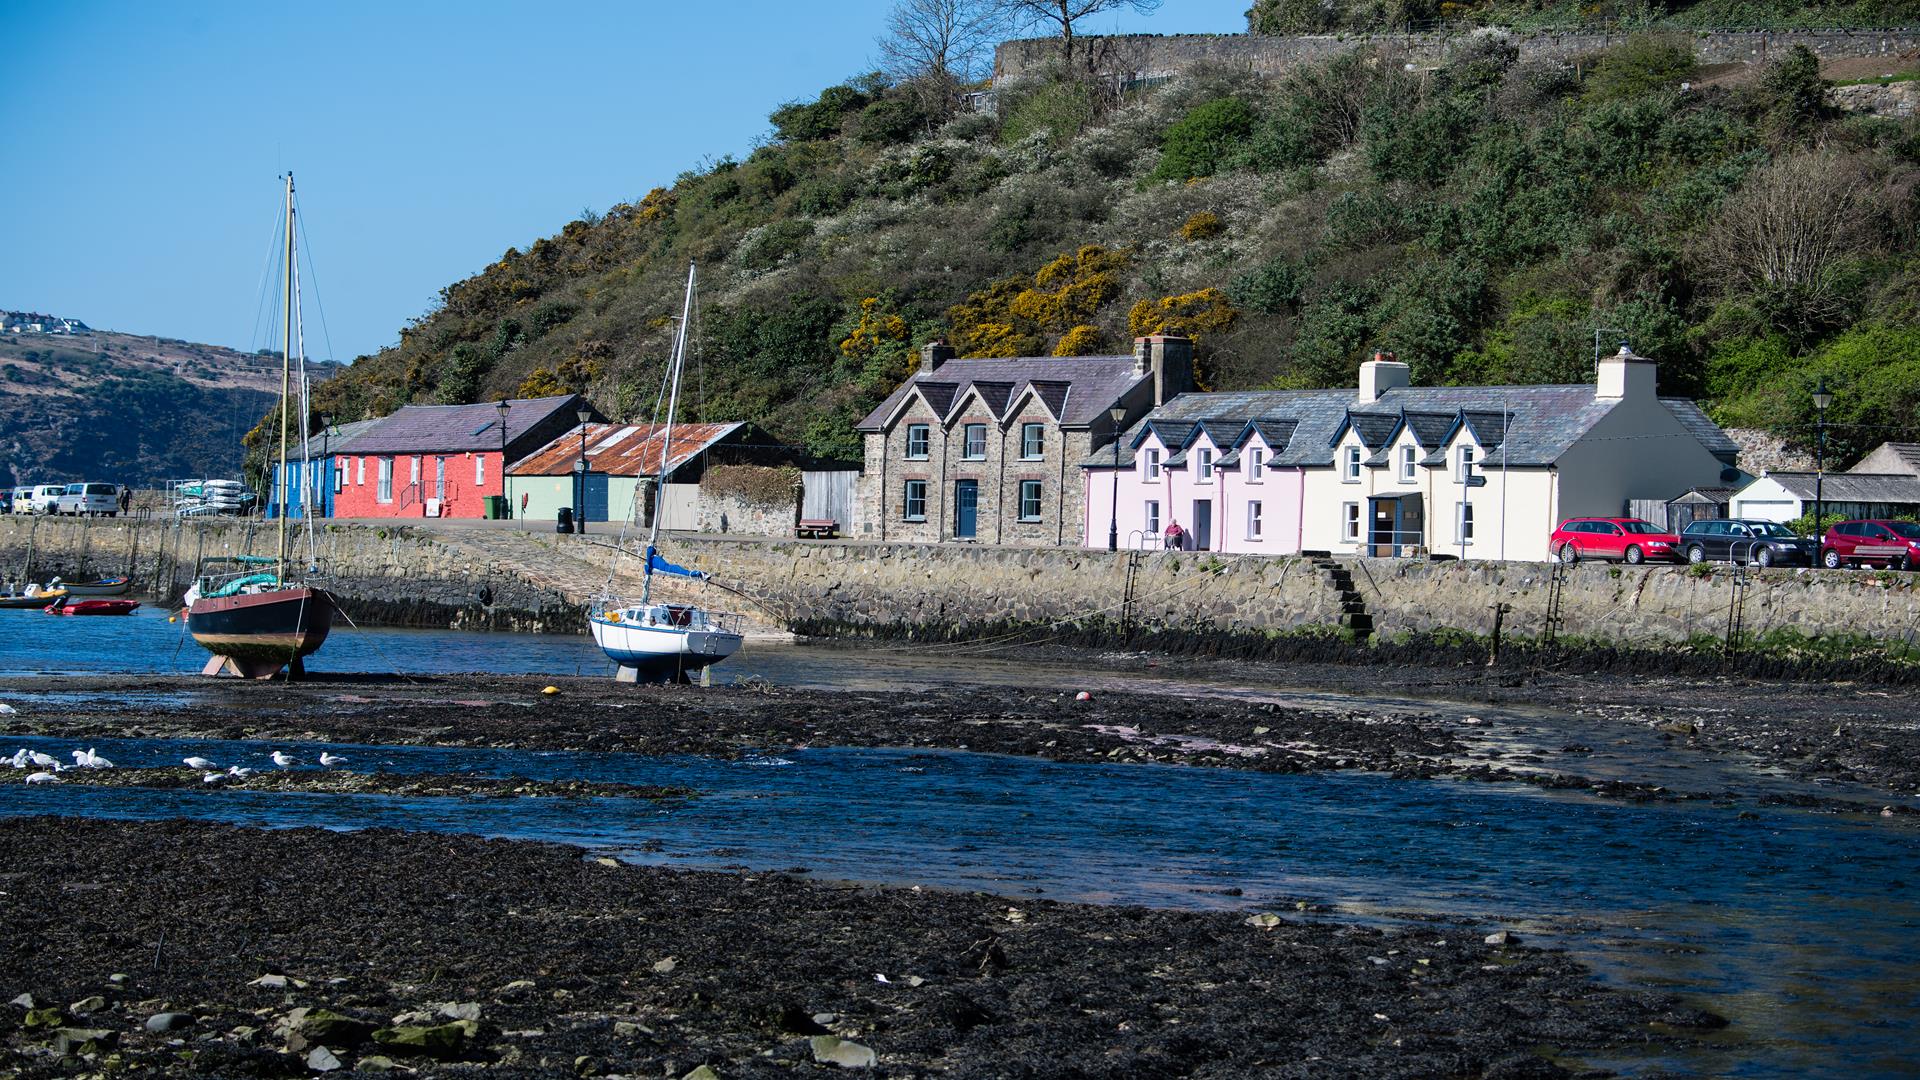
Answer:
xmin=0 ymin=818 xmax=1711 ymax=1078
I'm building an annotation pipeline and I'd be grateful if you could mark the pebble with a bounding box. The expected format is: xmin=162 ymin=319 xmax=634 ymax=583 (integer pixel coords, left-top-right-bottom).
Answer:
xmin=810 ymin=1034 xmax=876 ymax=1068
xmin=1484 ymin=930 xmax=1521 ymax=946
xmin=306 ymin=1046 xmax=343 ymax=1072
xmin=145 ymin=1011 xmax=193 ymax=1033
xmin=68 ymin=995 xmax=107 ymax=1014
xmin=9 ymin=994 xmax=33 ymax=1009
xmin=683 ymin=1067 xmax=721 ymax=1080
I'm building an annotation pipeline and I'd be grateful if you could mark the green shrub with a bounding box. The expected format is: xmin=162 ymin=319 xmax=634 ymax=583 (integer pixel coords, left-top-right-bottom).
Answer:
xmin=999 ymin=79 xmax=1095 ymax=145
xmin=1152 ymin=97 xmax=1257 ymax=182
xmin=770 ymin=83 xmax=872 ymax=142
xmin=1583 ymin=35 xmax=1697 ymax=103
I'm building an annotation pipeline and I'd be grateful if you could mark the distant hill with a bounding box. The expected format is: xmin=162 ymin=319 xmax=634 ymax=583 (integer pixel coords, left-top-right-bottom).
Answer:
xmin=0 ymin=327 xmax=342 ymax=488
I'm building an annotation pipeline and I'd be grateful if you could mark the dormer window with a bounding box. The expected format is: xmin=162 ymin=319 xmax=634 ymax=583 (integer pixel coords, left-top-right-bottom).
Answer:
xmin=905 ymin=424 xmax=929 ymax=460
xmin=1399 ymin=445 xmax=1417 ymax=483
xmin=1248 ymin=448 xmax=1264 ymax=480
xmin=1342 ymin=445 xmax=1362 ymax=483
xmin=1145 ymin=448 xmax=1161 ymax=481
xmin=1198 ymin=448 xmax=1215 ymax=481
xmin=1455 ymin=445 xmax=1477 ymax=483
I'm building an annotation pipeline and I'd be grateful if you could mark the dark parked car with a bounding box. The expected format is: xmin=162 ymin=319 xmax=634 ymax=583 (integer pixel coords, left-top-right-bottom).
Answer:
xmin=1678 ymin=519 xmax=1817 ymax=567
xmin=1820 ymin=519 xmax=1920 ymax=570
xmin=1549 ymin=517 xmax=1684 ymax=565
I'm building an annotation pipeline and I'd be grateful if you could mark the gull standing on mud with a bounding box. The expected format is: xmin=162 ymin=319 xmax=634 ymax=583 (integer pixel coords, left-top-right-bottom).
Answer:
xmin=271 ymin=751 xmax=295 ymax=769
xmin=25 ymin=751 xmax=60 ymax=770
xmin=227 ymin=765 xmax=255 ymax=778
xmin=318 ymin=752 xmax=347 ymax=768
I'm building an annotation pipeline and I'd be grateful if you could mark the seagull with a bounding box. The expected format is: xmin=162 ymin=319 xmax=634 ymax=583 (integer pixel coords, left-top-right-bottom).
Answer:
xmin=24 ymin=771 xmax=56 ymax=784
xmin=318 ymin=752 xmax=347 ymax=768
xmin=87 ymin=750 xmax=114 ymax=769
xmin=7 ymin=749 xmax=27 ymax=769
xmin=202 ymin=771 xmax=225 ymax=784
xmin=271 ymin=751 xmax=294 ymax=769
xmin=182 ymin=756 xmax=216 ymax=770
xmin=25 ymin=751 xmax=59 ymax=769
xmin=227 ymin=765 xmax=255 ymax=778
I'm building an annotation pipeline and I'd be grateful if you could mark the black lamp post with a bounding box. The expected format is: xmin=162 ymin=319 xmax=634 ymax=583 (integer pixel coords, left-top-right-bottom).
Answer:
xmin=1812 ymin=376 xmax=1833 ymax=561
xmin=1108 ymin=404 xmax=1127 ymax=552
xmin=495 ymin=399 xmax=511 ymax=520
xmin=576 ymin=406 xmax=593 ymax=535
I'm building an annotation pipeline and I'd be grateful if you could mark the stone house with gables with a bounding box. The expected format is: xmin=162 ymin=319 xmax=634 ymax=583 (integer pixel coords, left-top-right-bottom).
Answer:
xmin=855 ymin=336 xmax=1193 ymax=545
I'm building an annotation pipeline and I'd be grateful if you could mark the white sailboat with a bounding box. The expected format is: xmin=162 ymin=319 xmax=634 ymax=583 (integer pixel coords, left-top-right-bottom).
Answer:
xmin=588 ymin=263 xmax=742 ymax=683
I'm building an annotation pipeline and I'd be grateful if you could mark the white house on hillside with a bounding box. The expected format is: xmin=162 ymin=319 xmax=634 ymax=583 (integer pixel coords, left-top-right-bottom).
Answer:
xmin=1083 ymin=346 xmax=1741 ymax=562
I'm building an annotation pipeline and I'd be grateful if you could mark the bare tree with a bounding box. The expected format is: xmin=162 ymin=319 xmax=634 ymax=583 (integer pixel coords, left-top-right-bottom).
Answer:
xmin=1702 ymin=152 xmax=1881 ymax=332
xmin=877 ymin=0 xmax=1008 ymax=84
xmin=994 ymin=0 xmax=1162 ymax=71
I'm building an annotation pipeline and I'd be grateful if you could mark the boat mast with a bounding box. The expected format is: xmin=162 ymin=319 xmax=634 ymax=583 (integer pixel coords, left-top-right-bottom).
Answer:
xmin=276 ymin=173 xmax=294 ymax=581
xmin=642 ymin=262 xmax=696 ymax=606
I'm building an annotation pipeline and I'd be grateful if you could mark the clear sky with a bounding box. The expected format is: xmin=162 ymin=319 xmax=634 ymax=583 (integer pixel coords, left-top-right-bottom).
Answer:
xmin=0 ymin=0 xmax=1249 ymax=361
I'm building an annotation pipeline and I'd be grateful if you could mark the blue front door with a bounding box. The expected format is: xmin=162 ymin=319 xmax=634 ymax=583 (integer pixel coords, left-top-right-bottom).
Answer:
xmin=584 ymin=473 xmax=610 ymax=521
xmin=954 ymin=480 xmax=978 ymax=539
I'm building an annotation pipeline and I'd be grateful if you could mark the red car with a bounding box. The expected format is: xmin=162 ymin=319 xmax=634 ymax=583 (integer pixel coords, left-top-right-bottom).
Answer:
xmin=1820 ymin=519 xmax=1920 ymax=570
xmin=1550 ymin=517 xmax=1683 ymax=565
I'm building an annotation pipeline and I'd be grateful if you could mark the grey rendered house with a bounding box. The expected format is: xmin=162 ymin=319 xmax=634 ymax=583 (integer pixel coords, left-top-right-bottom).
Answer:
xmin=854 ymin=336 xmax=1194 ymax=545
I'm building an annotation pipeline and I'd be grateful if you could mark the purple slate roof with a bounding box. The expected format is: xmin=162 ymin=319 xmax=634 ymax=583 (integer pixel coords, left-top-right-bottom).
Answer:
xmin=337 ymin=395 xmax=587 ymax=454
xmin=857 ymin=355 xmax=1147 ymax=431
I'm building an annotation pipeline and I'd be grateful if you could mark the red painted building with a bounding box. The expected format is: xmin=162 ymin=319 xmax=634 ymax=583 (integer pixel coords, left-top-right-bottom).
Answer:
xmin=331 ymin=394 xmax=601 ymax=519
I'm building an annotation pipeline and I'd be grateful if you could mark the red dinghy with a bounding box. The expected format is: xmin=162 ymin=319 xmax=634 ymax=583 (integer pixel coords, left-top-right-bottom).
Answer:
xmin=44 ymin=598 xmax=140 ymax=616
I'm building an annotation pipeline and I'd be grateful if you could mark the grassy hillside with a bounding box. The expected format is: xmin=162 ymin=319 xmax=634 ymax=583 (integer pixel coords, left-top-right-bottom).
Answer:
xmin=1248 ymin=0 xmax=1920 ymax=32
xmin=304 ymin=32 xmax=1920 ymax=469
xmin=0 ymin=331 xmax=339 ymax=489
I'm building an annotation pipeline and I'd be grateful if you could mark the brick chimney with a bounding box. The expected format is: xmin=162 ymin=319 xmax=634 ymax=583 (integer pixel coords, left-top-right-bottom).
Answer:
xmin=1596 ymin=342 xmax=1656 ymax=401
xmin=1358 ymin=350 xmax=1410 ymax=405
xmin=1136 ymin=333 xmax=1194 ymax=406
xmin=919 ymin=339 xmax=956 ymax=376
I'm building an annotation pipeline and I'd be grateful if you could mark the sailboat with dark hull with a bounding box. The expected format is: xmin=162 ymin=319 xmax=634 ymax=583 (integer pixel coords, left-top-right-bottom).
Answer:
xmin=186 ymin=174 xmax=334 ymax=679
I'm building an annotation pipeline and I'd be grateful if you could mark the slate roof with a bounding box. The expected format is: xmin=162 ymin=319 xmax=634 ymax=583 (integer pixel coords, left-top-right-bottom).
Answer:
xmin=1748 ymin=472 xmax=1920 ymax=504
xmin=340 ymin=395 xmax=589 ymax=454
xmin=858 ymin=355 xmax=1147 ymax=431
xmin=300 ymin=418 xmax=381 ymax=458
xmin=1854 ymin=442 xmax=1920 ymax=475
xmin=1083 ymin=385 xmax=1738 ymax=471
xmin=508 ymin=422 xmax=745 ymax=478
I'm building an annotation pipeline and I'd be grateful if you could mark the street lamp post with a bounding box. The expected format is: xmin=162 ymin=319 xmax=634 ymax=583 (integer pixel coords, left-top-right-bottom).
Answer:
xmin=495 ymin=399 xmax=511 ymax=521
xmin=1108 ymin=405 xmax=1127 ymax=552
xmin=576 ymin=407 xmax=593 ymax=535
xmin=1812 ymin=376 xmax=1833 ymax=563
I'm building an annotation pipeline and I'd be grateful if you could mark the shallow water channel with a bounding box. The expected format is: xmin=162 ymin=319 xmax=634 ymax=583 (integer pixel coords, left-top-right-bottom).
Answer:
xmin=4 ymin=610 xmax=1920 ymax=1075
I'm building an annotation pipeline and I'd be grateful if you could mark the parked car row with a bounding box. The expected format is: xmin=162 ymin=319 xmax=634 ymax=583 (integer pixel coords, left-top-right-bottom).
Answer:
xmin=1549 ymin=516 xmax=1920 ymax=571
xmin=7 ymin=482 xmax=126 ymax=516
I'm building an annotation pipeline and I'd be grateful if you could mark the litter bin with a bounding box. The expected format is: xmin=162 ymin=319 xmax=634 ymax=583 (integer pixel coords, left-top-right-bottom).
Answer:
xmin=556 ymin=506 xmax=574 ymax=534
xmin=482 ymin=495 xmax=504 ymax=520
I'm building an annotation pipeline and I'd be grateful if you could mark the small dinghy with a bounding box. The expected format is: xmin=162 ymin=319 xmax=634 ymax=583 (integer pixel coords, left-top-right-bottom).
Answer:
xmin=44 ymin=597 xmax=140 ymax=616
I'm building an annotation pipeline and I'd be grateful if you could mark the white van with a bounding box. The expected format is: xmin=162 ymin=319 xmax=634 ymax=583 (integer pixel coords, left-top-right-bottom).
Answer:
xmin=28 ymin=485 xmax=64 ymax=515
xmin=56 ymin=482 xmax=121 ymax=516
xmin=9 ymin=487 xmax=32 ymax=515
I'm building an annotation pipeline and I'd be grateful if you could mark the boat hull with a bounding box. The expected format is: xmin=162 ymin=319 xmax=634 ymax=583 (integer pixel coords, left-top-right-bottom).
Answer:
xmin=65 ymin=577 xmax=132 ymax=597
xmin=590 ymin=616 xmax=741 ymax=682
xmin=187 ymin=587 xmax=334 ymax=678
xmin=46 ymin=599 xmax=139 ymax=616
xmin=0 ymin=590 xmax=67 ymax=609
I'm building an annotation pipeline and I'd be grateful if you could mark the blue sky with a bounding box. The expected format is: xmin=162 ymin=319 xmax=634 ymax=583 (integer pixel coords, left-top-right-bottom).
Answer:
xmin=0 ymin=0 xmax=1249 ymax=361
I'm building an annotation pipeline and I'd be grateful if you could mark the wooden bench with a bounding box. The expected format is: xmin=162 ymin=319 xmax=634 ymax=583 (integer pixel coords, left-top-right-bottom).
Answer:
xmin=796 ymin=518 xmax=840 ymax=539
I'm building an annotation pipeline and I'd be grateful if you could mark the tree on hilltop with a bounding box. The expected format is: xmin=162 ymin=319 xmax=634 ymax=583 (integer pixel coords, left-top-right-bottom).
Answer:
xmin=994 ymin=0 xmax=1162 ymax=70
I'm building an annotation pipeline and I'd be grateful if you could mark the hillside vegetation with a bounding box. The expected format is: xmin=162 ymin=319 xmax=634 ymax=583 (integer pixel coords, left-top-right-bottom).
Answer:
xmin=1247 ymin=0 xmax=1920 ymax=32
xmin=1 ymin=331 xmax=338 ymax=488
xmin=302 ymin=29 xmax=1920 ymax=469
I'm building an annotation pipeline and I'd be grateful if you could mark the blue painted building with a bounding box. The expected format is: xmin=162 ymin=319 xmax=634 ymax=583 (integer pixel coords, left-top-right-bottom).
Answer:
xmin=266 ymin=418 xmax=380 ymax=520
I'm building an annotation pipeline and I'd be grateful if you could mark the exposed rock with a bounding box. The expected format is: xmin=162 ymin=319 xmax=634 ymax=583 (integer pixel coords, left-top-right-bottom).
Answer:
xmin=810 ymin=1034 xmax=876 ymax=1068
xmin=251 ymin=974 xmax=290 ymax=989
xmin=53 ymin=1026 xmax=118 ymax=1054
xmin=436 ymin=1002 xmax=482 ymax=1023
xmin=1485 ymin=930 xmax=1521 ymax=946
xmin=67 ymin=994 xmax=107 ymax=1015
xmin=145 ymin=1011 xmax=194 ymax=1033
xmin=651 ymin=957 xmax=677 ymax=974
xmin=8 ymin=994 xmax=33 ymax=1010
xmin=305 ymin=1046 xmax=343 ymax=1072
xmin=297 ymin=1008 xmax=374 ymax=1047
xmin=372 ymin=1019 xmax=479 ymax=1059
xmin=683 ymin=1067 xmax=721 ymax=1080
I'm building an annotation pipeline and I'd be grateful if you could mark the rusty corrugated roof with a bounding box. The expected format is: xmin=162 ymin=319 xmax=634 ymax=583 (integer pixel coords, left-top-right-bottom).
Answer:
xmin=507 ymin=421 xmax=744 ymax=478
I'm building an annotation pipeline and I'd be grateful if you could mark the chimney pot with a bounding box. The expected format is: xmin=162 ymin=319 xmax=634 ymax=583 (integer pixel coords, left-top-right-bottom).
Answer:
xmin=919 ymin=339 xmax=956 ymax=376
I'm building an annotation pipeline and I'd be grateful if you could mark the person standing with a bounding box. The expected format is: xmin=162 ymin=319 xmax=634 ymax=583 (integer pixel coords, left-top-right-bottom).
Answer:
xmin=118 ymin=486 xmax=132 ymax=515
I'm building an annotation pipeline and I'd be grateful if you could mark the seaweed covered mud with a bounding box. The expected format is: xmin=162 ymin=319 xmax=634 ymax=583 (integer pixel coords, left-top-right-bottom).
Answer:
xmin=0 ymin=819 xmax=1712 ymax=1078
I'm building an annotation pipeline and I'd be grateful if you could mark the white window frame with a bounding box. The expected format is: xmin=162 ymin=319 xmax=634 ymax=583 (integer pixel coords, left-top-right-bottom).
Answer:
xmin=476 ymin=455 xmax=486 ymax=487
xmin=1399 ymin=445 xmax=1417 ymax=483
xmin=1020 ymin=423 xmax=1045 ymax=460
xmin=962 ymin=423 xmax=987 ymax=460
xmin=1198 ymin=448 xmax=1215 ymax=482
xmin=1018 ymin=480 xmax=1043 ymax=521
xmin=334 ymin=462 xmax=345 ymax=493
xmin=905 ymin=424 xmax=930 ymax=460
xmin=1144 ymin=499 xmax=1160 ymax=535
xmin=1145 ymin=448 xmax=1161 ymax=481
xmin=1248 ymin=447 xmax=1264 ymax=481
xmin=1456 ymin=444 xmax=1477 ymax=484
xmin=903 ymin=479 xmax=927 ymax=522
xmin=409 ymin=455 xmax=422 ymax=492
xmin=377 ymin=457 xmax=393 ymax=503
xmin=434 ymin=456 xmax=446 ymax=501
xmin=356 ymin=456 xmax=365 ymax=486
xmin=1457 ymin=500 xmax=1474 ymax=543
xmin=1341 ymin=501 xmax=1360 ymax=542
xmin=1247 ymin=500 xmax=1263 ymax=539
xmin=1342 ymin=445 xmax=1362 ymax=483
